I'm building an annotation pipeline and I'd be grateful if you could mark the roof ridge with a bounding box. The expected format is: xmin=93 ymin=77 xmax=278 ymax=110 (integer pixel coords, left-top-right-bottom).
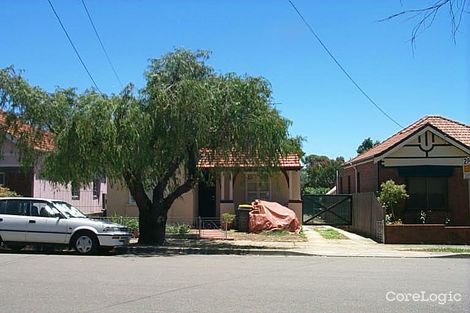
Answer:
xmin=347 ymin=114 xmax=470 ymax=165
xmin=427 ymin=115 xmax=470 ymax=129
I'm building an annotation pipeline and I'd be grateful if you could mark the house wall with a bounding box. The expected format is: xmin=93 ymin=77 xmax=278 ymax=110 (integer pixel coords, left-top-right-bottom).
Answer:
xmin=0 ymin=139 xmax=106 ymax=214
xmin=106 ymin=181 xmax=196 ymax=222
xmin=232 ymin=171 xmax=289 ymax=209
xmin=33 ymin=178 xmax=106 ymax=214
xmin=340 ymin=162 xmax=470 ymax=225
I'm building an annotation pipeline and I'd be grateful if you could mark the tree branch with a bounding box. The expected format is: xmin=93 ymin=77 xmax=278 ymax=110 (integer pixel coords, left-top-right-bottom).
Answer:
xmin=124 ymin=171 xmax=152 ymax=211
xmin=161 ymin=146 xmax=197 ymax=210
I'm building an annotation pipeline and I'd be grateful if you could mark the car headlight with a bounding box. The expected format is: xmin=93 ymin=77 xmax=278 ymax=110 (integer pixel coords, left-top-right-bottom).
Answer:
xmin=103 ymin=226 xmax=120 ymax=232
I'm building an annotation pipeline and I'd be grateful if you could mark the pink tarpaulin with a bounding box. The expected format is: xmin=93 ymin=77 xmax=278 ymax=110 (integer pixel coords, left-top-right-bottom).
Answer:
xmin=248 ymin=200 xmax=301 ymax=233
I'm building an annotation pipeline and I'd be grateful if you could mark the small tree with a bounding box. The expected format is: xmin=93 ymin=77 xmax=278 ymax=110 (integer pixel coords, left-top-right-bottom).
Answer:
xmin=378 ymin=180 xmax=408 ymax=223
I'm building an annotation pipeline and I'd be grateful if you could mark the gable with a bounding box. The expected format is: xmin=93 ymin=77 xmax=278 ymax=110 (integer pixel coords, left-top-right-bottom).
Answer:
xmin=379 ymin=126 xmax=469 ymax=167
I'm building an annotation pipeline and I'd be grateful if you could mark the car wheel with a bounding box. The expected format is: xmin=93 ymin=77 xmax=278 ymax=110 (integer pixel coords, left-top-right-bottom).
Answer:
xmin=73 ymin=232 xmax=98 ymax=255
xmin=8 ymin=244 xmax=26 ymax=251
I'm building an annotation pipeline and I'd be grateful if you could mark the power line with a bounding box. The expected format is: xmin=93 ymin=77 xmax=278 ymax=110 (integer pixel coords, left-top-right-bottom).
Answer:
xmin=47 ymin=0 xmax=102 ymax=93
xmin=287 ymin=0 xmax=404 ymax=128
xmin=80 ymin=0 xmax=123 ymax=88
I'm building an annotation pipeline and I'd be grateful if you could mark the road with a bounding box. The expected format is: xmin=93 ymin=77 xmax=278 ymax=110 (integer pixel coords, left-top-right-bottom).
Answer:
xmin=0 ymin=252 xmax=468 ymax=313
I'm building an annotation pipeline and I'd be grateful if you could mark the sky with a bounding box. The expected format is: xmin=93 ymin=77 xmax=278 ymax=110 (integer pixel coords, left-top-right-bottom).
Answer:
xmin=1 ymin=0 xmax=469 ymax=160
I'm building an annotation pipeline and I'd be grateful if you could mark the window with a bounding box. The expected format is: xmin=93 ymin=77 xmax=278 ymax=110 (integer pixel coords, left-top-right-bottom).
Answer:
xmin=2 ymin=199 xmax=30 ymax=216
xmin=245 ymin=173 xmax=270 ymax=203
xmin=92 ymin=179 xmax=100 ymax=199
xmin=71 ymin=184 xmax=80 ymax=200
xmin=0 ymin=172 xmax=5 ymax=186
xmin=32 ymin=201 xmax=61 ymax=218
xmin=339 ymin=177 xmax=343 ymax=194
xmin=407 ymin=177 xmax=447 ymax=210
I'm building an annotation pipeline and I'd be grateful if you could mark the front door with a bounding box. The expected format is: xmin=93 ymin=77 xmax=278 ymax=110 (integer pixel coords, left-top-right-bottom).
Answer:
xmin=198 ymin=177 xmax=216 ymax=218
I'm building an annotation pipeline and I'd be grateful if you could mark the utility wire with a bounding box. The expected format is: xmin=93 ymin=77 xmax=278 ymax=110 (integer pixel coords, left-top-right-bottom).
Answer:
xmin=47 ymin=0 xmax=102 ymax=93
xmin=288 ymin=0 xmax=403 ymax=128
xmin=81 ymin=0 xmax=123 ymax=88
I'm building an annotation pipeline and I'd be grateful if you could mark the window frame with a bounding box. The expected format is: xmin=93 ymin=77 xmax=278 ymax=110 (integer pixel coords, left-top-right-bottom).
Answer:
xmin=71 ymin=184 xmax=80 ymax=200
xmin=92 ymin=179 xmax=100 ymax=200
xmin=245 ymin=173 xmax=271 ymax=203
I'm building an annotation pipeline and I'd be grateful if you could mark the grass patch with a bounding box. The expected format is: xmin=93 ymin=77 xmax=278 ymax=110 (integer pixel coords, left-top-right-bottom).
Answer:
xmin=315 ymin=227 xmax=348 ymax=240
xmin=407 ymin=247 xmax=470 ymax=253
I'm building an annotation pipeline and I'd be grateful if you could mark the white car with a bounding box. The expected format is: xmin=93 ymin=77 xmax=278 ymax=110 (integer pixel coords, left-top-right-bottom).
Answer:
xmin=0 ymin=197 xmax=131 ymax=254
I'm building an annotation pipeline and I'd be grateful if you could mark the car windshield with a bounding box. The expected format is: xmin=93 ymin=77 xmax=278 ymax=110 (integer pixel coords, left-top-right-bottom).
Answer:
xmin=52 ymin=201 xmax=87 ymax=218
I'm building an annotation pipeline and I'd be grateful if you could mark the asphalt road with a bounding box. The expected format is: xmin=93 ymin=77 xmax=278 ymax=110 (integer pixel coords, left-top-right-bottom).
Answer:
xmin=0 ymin=252 xmax=468 ymax=313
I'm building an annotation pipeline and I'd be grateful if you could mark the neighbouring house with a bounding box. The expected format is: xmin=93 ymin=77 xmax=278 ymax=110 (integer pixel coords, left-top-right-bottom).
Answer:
xmin=0 ymin=114 xmax=106 ymax=214
xmin=339 ymin=115 xmax=470 ymax=226
xmin=107 ymin=154 xmax=303 ymax=221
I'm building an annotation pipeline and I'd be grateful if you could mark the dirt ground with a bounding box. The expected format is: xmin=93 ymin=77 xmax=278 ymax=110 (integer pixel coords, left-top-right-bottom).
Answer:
xmin=228 ymin=229 xmax=307 ymax=242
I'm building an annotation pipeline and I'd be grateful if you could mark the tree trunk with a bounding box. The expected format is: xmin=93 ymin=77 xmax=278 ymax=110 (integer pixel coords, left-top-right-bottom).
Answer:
xmin=138 ymin=205 xmax=168 ymax=246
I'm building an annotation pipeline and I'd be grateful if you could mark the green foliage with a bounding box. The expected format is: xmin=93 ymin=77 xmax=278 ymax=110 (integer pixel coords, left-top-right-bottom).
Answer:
xmin=108 ymin=214 xmax=139 ymax=232
xmin=0 ymin=186 xmax=20 ymax=197
xmin=303 ymin=186 xmax=330 ymax=195
xmin=378 ymin=180 xmax=409 ymax=222
xmin=166 ymin=223 xmax=191 ymax=235
xmin=302 ymin=154 xmax=344 ymax=191
xmin=356 ymin=137 xmax=380 ymax=154
xmin=0 ymin=49 xmax=301 ymax=244
xmin=221 ymin=212 xmax=236 ymax=224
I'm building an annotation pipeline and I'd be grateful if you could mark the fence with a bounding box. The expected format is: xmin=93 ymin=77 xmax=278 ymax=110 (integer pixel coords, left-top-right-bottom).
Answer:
xmin=302 ymin=194 xmax=352 ymax=225
xmin=89 ymin=216 xmax=230 ymax=240
xmin=350 ymin=193 xmax=385 ymax=242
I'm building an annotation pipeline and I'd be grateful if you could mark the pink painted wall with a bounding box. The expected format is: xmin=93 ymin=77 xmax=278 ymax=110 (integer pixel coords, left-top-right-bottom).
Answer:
xmin=33 ymin=178 xmax=106 ymax=214
xmin=1 ymin=139 xmax=106 ymax=214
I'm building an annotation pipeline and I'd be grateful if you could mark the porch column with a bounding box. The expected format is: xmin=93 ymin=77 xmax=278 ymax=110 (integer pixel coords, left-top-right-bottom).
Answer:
xmin=220 ymin=172 xmax=225 ymax=201
xmin=229 ymin=172 xmax=233 ymax=201
xmin=287 ymin=170 xmax=302 ymax=222
xmin=288 ymin=171 xmax=293 ymax=200
xmin=220 ymin=171 xmax=235 ymax=219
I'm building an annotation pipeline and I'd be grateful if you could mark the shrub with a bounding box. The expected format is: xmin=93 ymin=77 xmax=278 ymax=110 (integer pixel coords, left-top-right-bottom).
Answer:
xmin=0 ymin=186 xmax=20 ymax=197
xmin=378 ymin=180 xmax=409 ymax=224
xmin=109 ymin=214 xmax=139 ymax=232
xmin=166 ymin=223 xmax=191 ymax=235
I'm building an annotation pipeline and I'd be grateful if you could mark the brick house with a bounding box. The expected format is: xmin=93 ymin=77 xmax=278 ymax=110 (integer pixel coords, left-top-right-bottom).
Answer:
xmin=339 ymin=116 xmax=470 ymax=225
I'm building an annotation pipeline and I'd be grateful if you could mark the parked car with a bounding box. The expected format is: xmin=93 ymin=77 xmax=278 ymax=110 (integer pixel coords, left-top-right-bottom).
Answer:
xmin=0 ymin=197 xmax=131 ymax=254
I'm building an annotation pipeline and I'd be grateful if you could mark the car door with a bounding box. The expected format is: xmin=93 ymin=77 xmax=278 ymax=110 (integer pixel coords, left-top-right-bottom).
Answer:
xmin=0 ymin=199 xmax=29 ymax=242
xmin=25 ymin=201 xmax=68 ymax=244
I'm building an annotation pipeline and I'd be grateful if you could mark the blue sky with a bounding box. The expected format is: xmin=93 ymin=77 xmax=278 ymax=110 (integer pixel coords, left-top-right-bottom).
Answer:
xmin=1 ymin=0 xmax=469 ymax=160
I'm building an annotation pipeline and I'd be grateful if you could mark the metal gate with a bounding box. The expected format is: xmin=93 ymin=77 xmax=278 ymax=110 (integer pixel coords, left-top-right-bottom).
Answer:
xmin=302 ymin=194 xmax=352 ymax=225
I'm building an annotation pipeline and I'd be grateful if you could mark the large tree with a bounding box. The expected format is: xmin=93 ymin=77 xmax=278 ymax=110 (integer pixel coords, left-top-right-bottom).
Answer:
xmin=0 ymin=49 xmax=300 ymax=245
xmin=302 ymin=154 xmax=344 ymax=193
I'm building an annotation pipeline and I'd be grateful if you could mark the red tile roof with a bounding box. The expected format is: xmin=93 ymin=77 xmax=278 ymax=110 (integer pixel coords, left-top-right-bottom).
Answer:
xmin=198 ymin=152 xmax=301 ymax=169
xmin=348 ymin=115 xmax=470 ymax=165
xmin=0 ymin=112 xmax=54 ymax=151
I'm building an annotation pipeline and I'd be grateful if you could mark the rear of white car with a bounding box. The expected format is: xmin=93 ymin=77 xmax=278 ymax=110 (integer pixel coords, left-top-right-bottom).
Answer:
xmin=0 ymin=197 xmax=131 ymax=254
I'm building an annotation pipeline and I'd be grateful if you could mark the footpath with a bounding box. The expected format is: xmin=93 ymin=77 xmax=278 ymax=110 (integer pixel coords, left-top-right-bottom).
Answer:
xmin=121 ymin=225 xmax=470 ymax=258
